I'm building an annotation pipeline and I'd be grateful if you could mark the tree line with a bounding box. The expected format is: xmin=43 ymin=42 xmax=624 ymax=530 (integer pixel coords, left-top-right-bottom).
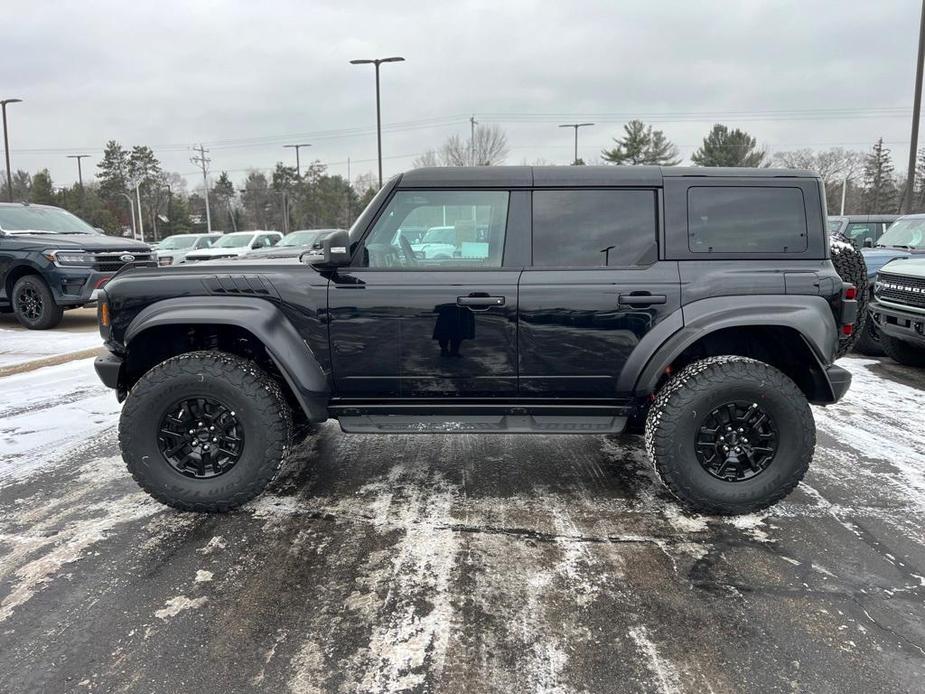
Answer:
xmin=2 ymin=121 xmax=920 ymax=238
xmin=1 ymin=141 xmax=379 ymax=240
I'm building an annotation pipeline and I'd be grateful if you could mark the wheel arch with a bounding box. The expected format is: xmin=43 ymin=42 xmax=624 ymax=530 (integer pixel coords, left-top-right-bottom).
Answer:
xmin=4 ymin=261 xmax=45 ymax=299
xmin=629 ymin=296 xmax=841 ymax=404
xmin=122 ymin=297 xmax=329 ymax=421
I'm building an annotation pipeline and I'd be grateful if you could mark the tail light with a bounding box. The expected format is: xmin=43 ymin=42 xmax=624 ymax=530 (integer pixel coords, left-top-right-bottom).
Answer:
xmin=843 ymin=285 xmax=858 ymax=300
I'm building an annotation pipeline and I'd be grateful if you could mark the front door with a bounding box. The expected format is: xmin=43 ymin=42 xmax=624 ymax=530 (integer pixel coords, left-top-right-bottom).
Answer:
xmin=518 ymin=188 xmax=681 ymax=398
xmin=329 ymin=189 xmax=519 ymax=397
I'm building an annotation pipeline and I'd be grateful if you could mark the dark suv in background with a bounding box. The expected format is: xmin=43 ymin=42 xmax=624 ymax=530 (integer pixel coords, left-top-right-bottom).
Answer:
xmin=0 ymin=202 xmax=152 ymax=329
xmin=94 ymin=166 xmax=856 ymax=516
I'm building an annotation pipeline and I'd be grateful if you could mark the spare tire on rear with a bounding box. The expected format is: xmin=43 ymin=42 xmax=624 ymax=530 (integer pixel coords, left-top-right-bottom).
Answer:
xmin=830 ymin=239 xmax=868 ymax=359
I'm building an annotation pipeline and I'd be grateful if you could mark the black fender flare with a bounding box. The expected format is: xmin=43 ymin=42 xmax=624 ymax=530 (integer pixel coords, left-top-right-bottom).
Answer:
xmin=623 ymin=295 xmax=839 ymax=399
xmin=125 ymin=296 xmax=329 ymax=421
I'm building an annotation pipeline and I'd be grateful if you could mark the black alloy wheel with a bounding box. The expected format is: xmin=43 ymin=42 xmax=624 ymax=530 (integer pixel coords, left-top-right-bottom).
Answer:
xmin=157 ymin=396 xmax=245 ymax=479
xmin=694 ymin=401 xmax=778 ymax=482
xmin=15 ymin=284 xmax=44 ymax=322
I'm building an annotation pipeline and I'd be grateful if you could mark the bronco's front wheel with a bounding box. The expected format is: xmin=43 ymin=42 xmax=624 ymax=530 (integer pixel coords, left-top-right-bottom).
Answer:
xmin=644 ymin=356 xmax=815 ymax=515
xmin=119 ymin=351 xmax=293 ymax=512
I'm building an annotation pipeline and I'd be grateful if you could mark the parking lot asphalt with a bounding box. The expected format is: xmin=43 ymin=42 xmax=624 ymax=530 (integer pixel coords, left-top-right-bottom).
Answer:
xmin=0 ymin=356 xmax=923 ymax=693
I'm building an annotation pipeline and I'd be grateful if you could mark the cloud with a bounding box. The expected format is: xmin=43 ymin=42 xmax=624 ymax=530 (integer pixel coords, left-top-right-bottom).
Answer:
xmin=3 ymin=0 xmax=921 ymax=187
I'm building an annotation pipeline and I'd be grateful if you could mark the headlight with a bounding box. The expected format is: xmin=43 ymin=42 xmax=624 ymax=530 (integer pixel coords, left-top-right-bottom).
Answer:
xmin=42 ymin=250 xmax=94 ymax=267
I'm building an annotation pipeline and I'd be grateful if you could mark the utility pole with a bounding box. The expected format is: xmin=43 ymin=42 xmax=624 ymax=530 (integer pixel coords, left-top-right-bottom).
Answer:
xmin=191 ymin=144 xmax=213 ymax=232
xmin=558 ymin=123 xmax=595 ymax=165
xmin=350 ymin=56 xmax=405 ymax=188
xmin=904 ymin=0 xmax=925 ymax=213
xmin=67 ymin=154 xmax=90 ymax=191
xmin=469 ymin=116 xmax=478 ymax=165
xmin=840 ymin=177 xmax=849 ymax=215
xmin=1 ymin=98 xmax=22 ymax=202
xmin=283 ymin=143 xmax=311 ymax=177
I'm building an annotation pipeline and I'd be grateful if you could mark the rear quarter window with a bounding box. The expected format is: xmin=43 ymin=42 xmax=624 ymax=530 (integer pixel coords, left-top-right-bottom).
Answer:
xmin=688 ymin=186 xmax=808 ymax=253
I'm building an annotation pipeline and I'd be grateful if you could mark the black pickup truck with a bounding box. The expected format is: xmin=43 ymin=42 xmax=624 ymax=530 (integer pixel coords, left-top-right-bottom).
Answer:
xmin=93 ymin=166 xmax=856 ymax=515
xmin=0 ymin=203 xmax=153 ymax=329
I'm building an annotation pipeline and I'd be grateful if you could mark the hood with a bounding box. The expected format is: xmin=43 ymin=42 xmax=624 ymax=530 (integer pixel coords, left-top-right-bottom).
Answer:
xmin=185 ymin=246 xmax=248 ymax=259
xmin=879 ymin=257 xmax=925 ymax=280
xmin=861 ymin=247 xmax=915 ymax=278
xmin=1 ymin=232 xmax=150 ymax=252
xmin=239 ymin=246 xmax=304 ymax=259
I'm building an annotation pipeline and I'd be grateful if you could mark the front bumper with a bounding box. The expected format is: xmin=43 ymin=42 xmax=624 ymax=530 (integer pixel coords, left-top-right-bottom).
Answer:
xmin=51 ymin=268 xmax=116 ymax=306
xmin=870 ymin=300 xmax=925 ymax=348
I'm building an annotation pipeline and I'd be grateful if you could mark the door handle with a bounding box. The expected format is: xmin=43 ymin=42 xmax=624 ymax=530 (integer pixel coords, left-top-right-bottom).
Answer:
xmin=618 ymin=293 xmax=667 ymax=307
xmin=457 ymin=295 xmax=505 ymax=310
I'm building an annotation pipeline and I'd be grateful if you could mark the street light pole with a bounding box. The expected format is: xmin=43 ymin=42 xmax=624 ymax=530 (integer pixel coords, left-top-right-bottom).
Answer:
xmin=283 ymin=143 xmax=311 ymax=177
xmin=118 ymin=192 xmax=137 ymax=240
xmin=1 ymin=98 xmax=23 ymax=202
xmin=350 ymin=56 xmax=405 ymax=188
xmin=558 ymin=123 xmax=595 ymax=165
xmin=135 ymin=181 xmax=145 ymax=243
xmin=904 ymin=0 xmax=925 ymax=213
xmin=67 ymin=154 xmax=90 ymax=191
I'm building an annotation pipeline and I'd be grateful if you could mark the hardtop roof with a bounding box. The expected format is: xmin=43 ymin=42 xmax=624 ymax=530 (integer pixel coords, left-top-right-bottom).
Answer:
xmin=395 ymin=165 xmax=819 ymax=188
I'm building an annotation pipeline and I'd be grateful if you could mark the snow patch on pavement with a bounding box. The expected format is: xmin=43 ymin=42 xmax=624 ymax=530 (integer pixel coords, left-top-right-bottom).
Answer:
xmin=0 ymin=359 xmax=120 ymax=486
xmin=813 ymin=358 xmax=925 ymax=510
xmin=628 ymin=626 xmax=682 ymax=694
xmin=154 ymin=595 xmax=208 ymax=620
xmin=0 ymin=327 xmax=101 ymax=368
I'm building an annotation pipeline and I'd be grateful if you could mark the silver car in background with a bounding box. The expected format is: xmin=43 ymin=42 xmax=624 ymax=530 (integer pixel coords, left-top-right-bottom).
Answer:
xmin=156 ymin=233 xmax=222 ymax=266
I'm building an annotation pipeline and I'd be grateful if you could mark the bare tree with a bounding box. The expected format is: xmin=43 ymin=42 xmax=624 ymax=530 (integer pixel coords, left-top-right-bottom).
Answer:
xmin=772 ymin=147 xmax=865 ymax=214
xmin=413 ymin=125 xmax=510 ymax=168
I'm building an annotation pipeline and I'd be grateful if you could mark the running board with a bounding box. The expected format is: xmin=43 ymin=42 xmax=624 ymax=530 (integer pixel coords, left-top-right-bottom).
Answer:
xmin=337 ymin=414 xmax=627 ymax=434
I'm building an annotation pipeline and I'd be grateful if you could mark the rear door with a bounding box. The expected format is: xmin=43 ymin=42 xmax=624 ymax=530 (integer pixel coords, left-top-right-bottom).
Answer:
xmin=328 ymin=189 xmax=522 ymax=397
xmin=518 ymin=188 xmax=680 ymax=398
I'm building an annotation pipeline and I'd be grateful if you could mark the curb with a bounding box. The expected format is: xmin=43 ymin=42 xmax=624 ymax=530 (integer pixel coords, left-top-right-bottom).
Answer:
xmin=0 ymin=347 xmax=103 ymax=378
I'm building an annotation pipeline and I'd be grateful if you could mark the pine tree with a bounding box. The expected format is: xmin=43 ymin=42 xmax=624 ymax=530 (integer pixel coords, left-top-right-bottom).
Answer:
xmin=96 ymin=141 xmax=130 ymax=201
xmin=210 ymin=172 xmax=238 ymax=231
xmin=602 ymin=120 xmax=680 ymax=165
xmin=862 ymin=138 xmax=897 ymax=214
xmin=31 ymin=169 xmax=55 ymax=205
xmin=691 ymin=124 xmax=766 ymax=167
xmin=913 ymin=148 xmax=925 ymax=212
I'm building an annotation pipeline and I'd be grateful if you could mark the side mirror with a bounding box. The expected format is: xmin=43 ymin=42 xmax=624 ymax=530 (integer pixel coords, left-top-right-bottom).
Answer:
xmin=304 ymin=229 xmax=350 ymax=269
xmin=863 ymin=238 xmax=873 ymax=248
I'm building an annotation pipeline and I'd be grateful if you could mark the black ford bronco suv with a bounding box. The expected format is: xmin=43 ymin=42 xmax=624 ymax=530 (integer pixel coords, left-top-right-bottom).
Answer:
xmin=93 ymin=166 xmax=856 ymax=515
xmin=0 ymin=202 xmax=153 ymax=329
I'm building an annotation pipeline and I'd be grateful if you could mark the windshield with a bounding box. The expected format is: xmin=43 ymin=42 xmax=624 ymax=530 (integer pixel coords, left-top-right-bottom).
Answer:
xmin=158 ymin=235 xmax=198 ymax=250
xmin=421 ymin=227 xmax=455 ymax=244
xmin=877 ymin=219 xmax=925 ymax=249
xmin=0 ymin=206 xmax=97 ymax=234
xmin=279 ymin=230 xmax=323 ymax=247
xmin=212 ymin=234 xmax=255 ymax=248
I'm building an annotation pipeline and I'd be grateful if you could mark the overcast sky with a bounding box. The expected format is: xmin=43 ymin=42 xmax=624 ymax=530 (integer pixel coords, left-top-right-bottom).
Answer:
xmin=4 ymin=0 xmax=923 ymax=190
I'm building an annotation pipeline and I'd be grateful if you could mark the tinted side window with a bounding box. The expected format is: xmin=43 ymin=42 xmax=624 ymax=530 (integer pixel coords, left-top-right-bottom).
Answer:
xmin=688 ymin=186 xmax=807 ymax=253
xmin=532 ymin=190 xmax=657 ymax=267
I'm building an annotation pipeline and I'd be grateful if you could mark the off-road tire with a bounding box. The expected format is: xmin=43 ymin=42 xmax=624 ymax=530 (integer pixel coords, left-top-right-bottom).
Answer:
xmin=644 ymin=356 xmax=815 ymax=515
xmin=880 ymin=333 xmax=925 ymax=367
xmin=12 ymin=275 xmax=64 ymax=330
xmin=119 ymin=351 xmax=293 ymax=512
xmin=852 ymin=303 xmax=884 ymax=356
xmin=830 ymin=240 xmax=868 ymax=359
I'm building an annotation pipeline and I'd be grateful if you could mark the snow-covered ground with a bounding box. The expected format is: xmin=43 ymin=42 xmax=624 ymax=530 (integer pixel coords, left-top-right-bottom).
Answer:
xmin=0 ymin=327 xmax=101 ymax=368
xmin=0 ymin=355 xmax=923 ymax=693
xmin=0 ymin=358 xmax=120 ymax=483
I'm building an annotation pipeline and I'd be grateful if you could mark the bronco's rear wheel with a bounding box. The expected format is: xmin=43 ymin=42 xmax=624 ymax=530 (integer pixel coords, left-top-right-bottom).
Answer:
xmin=119 ymin=351 xmax=293 ymax=512
xmin=645 ymin=356 xmax=815 ymax=515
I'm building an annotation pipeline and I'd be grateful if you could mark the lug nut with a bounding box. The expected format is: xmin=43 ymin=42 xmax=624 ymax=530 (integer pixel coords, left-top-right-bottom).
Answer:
xmin=210 ymin=426 xmax=215 ymax=431
xmin=213 ymin=437 xmax=218 ymax=442
xmin=189 ymin=429 xmax=195 ymax=434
